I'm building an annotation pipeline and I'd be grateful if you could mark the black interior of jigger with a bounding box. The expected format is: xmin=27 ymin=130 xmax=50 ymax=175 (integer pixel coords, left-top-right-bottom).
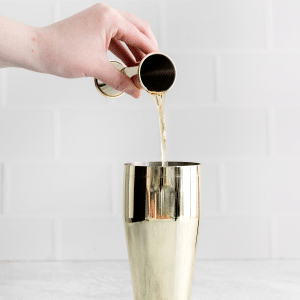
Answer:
xmin=140 ymin=54 xmax=176 ymax=92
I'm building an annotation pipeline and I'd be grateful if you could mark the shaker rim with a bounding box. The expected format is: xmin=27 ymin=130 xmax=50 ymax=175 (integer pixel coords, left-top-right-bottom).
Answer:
xmin=124 ymin=161 xmax=200 ymax=167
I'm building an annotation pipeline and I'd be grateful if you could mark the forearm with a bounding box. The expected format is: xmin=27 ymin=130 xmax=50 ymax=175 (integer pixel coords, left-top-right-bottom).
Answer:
xmin=0 ymin=3 xmax=159 ymax=98
xmin=0 ymin=15 xmax=44 ymax=72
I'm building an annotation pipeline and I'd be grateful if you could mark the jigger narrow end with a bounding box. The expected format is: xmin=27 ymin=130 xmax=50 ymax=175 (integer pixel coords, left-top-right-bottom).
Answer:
xmin=94 ymin=60 xmax=125 ymax=98
xmin=94 ymin=52 xmax=176 ymax=98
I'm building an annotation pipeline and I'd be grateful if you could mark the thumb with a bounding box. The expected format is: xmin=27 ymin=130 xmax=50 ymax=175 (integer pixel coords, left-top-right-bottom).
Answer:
xmin=96 ymin=59 xmax=141 ymax=98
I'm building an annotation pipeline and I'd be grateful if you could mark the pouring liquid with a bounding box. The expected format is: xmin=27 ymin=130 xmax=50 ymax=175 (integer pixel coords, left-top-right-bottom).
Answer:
xmin=150 ymin=92 xmax=168 ymax=167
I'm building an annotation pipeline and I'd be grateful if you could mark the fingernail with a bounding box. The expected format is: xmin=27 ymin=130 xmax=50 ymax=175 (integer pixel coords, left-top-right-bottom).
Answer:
xmin=132 ymin=75 xmax=142 ymax=89
xmin=132 ymin=89 xmax=141 ymax=98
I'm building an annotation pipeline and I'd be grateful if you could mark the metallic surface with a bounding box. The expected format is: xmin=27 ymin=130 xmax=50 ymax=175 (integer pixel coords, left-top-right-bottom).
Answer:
xmin=94 ymin=61 xmax=125 ymax=98
xmin=123 ymin=162 xmax=201 ymax=300
xmin=94 ymin=52 xmax=176 ymax=98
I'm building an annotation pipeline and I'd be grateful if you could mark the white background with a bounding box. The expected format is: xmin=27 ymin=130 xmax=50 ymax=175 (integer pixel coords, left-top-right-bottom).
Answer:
xmin=0 ymin=0 xmax=300 ymax=260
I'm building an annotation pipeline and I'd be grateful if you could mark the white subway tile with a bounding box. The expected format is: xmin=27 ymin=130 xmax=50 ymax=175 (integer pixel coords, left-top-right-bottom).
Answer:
xmin=59 ymin=1 xmax=161 ymax=46
xmin=166 ymin=54 xmax=215 ymax=104
xmin=9 ymin=163 xmax=111 ymax=215
xmin=225 ymin=161 xmax=300 ymax=212
xmin=109 ymin=88 xmax=161 ymax=109
xmin=166 ymin=1 xmax=266 ymax=50
xmin=0 ymin=110 xmax=53 ymax=159
xmin=167 ymin=108 xmax=268 ymax=158
xmin=60 ymin=108 xmax=161 ymax=162
xmin=277 ymin=216 xmax=300 ymax=258
xmin=116 ymin=162 xmax=126 ymax=216
xmin=275 ymin=108 xmax=300 ymax=157
xmin=201 ymin=163 xmax=220 ymax=212
xmin=220 ymin=54 xmax=300 ymax=104
xmin=6 ymin=68 xmax=107 ymax=107
xmin=0 ymin=2 xmax=53 ymax=26
xmin=0 ymin=217 xmax=53 ymax=260
xmin=197 ymin=216 xmax=270 ymax=259
xmin=273 ymin=0 xmax=300 ymax=49
xmin=61 ymin=216 xmax=127 ymax=259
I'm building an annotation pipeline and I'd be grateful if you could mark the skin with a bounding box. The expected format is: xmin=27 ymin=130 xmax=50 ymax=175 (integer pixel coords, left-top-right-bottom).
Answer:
xmin=0 ymin=3 xmax=160 ymax=98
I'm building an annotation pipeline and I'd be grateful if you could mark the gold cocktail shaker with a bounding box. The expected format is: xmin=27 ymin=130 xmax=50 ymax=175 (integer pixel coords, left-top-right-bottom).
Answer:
xmin=123 ymin=161 xmax=201 ymax=300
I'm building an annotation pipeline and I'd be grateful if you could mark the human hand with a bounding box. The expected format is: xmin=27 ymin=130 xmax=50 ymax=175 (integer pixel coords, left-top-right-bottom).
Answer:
xmin=37 ymin=3 xmax=160 ymax=98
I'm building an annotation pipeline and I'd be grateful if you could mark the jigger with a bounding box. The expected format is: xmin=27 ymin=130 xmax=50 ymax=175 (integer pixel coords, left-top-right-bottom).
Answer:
xmin=94 ymin=52 xmax=176 ymax=97
xmin=123 ymin=162 xmax=201 ymax=300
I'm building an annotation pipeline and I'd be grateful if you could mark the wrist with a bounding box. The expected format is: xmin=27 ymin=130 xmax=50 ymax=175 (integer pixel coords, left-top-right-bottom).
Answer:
xmin=24 ymin=25 xmax=45 ymax=73
xmin=35 ymin=26 xmax=59 ymax=75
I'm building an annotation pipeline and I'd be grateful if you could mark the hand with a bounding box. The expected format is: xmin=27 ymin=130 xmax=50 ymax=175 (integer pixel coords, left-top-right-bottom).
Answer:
xmin=37 ymin=3 xmax=160 ymax=98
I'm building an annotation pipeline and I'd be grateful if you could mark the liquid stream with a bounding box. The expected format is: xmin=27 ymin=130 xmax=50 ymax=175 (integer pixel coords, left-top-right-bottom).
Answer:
xmin=150 ymin=92 xmax=168 ymax=167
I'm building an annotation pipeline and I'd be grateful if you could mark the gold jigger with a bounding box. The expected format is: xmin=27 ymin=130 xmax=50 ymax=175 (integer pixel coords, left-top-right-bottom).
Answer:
xmin=94 ymin=52 xmax=176 ymax=97
xmin=123 ymin=162 xmax=201 ymax=300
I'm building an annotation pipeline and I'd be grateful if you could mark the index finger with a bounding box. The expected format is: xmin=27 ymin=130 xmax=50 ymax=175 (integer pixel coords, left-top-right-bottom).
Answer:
xmin=114 ymin=15 xmax=159 ymax=54
xmin=115 ymin=9 xmax=159 ymax=49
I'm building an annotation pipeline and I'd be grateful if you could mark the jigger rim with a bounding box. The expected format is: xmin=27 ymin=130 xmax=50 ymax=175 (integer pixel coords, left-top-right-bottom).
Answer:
xmin=124 ymin=161 xmax=200 ymax=167
xmin=137 ymin=52 xmax=177 ymax=93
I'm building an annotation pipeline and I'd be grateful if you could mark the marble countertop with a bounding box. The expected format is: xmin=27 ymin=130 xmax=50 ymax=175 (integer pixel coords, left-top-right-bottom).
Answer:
xmin=0 ymin=260 xmax=299 ymax=299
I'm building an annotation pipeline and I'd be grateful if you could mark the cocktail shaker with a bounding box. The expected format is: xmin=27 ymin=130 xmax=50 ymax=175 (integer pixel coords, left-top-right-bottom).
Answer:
xmin=95 ymin=52 xmax=176 ymax=97
xmin=123 ymin=161 xmax=201 ymax=300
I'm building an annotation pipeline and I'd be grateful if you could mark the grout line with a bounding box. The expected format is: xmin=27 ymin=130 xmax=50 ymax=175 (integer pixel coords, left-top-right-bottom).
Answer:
xmin=201 ymin=211 xmax=300 ymax=218
xmin=266 ymin=0 xmax=274 ymax=51
xmin=1 ymin=211 xmax=299 ymax=219
xmin=0 ymin=213 xmax=123 ymax=219
xmin=3 ymin=157 xmax=300 ymax=164
xmin=159 ymin=1 xmax=168 ymax=52
xmin=138 ymin=47 xmax=300 ymax=54
xmin=3 ymin=156 xmax=300 ymax=165
xmin=53 ymin=110 xmax=61 ymax=159
xmin=0 ymin=69 xmax=7 ymax=106
xmin=53 ymin=1 xmax=61 ymax=23
xmin=214 ymin=55 xmax=222 ymax=102
xmin=218 ymin=162 xmax=226 ymax=213
xmin=53 ymin=219 xmax=62 ymax=260
xmin=142 ymin=48 xmax=300 ymax=55
xmin=4 ymin=258 xmax=300 ymax=262
xmin=4 ymin=103 xmax=300 ymax=110
xmin=111 ymin=163 xmax=119 ymax=216
xmin=270 ymin=215 xmax=279 ymax=259
xmin=267 ymin=107 xmax=276 ymax=158
xmin=2 ymin=159 xmax=122 ymax=164
xmin=167 ymin=103 xmax=300 ymax=109
xmin=5 ymin=258 xmax=300 ymax=262
xmin=1 ymin=164 xmax=10 ymax=215
xmin=0 ymin=164 xmax=3 ymax=214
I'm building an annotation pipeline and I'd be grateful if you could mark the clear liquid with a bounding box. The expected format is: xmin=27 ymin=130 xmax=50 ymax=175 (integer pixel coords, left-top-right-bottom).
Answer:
xmin=150 ymin=92 xmax=168 ymax=167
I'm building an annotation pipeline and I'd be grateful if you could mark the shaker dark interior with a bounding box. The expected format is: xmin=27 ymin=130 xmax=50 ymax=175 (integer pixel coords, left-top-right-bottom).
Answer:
xmin=140 ymin=54 xmax=176 ymax=92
